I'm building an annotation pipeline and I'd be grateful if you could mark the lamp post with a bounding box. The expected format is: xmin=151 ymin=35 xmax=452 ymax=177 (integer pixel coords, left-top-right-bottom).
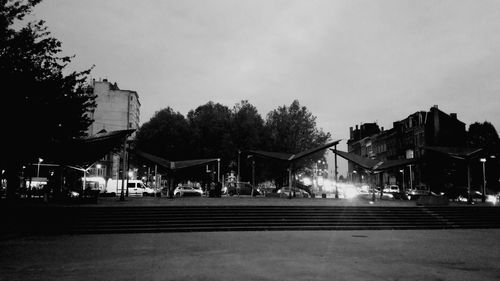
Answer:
xmin=237 ymin=150 xmax=241 ymax=184
xmin=251 ymin=157 xmax=255 ymax=197
xmin=408 ymin=164 xmax=413 ymax=190
xmin=480 ymin=158 xmax=486 ymax=203
xmin=400 ymin=169 xmax=405 ymax=193
xmin=37 ymin=158 xmax=43 ymax=178
xmin=217 ymin=159 xmax=221 ymax=182
xmin=334 ymin=145 xmax=338 ymax=199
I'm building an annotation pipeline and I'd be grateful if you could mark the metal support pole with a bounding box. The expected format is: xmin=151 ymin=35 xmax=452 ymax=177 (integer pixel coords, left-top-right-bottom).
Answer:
xmin=371 ymin=172 xmax=376 ymax=202
xmin=217 ymin=159 xmax=220 ymax=182
xmin=147 ymin=166 xmax=151 ymax=186
xmin=251 ymin=159 xmax=255 ymax=197
xmin=237 ymin=150 xmax=241 ymax=183
xmin=467 ymin=161 xmax=472 ymax=204
xmin=154 ymin=164 xmax=158 ymax=195
xmin=288 ymin=164 xmax=293 ymax=199
xmin=481 ymin=160 xmax=486 ymax=203
xmin=334 ymin=145 xmax=339 ymax=199
xmin=408 ymin=165 xmax=413 ymax=190
xmin=120 ymin=139 xmax=126 ymax=201
xmin=83 ymin=169 xmax=87 ymax=196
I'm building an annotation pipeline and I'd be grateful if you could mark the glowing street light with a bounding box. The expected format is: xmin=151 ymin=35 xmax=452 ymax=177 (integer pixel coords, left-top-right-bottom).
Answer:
xmin=399 ymin=169 xmax=405 ymax=193
xmin=37 ymin=158 xmax=43 ymax=178
xmin=480 ymin=158 xmax=486 ymax=203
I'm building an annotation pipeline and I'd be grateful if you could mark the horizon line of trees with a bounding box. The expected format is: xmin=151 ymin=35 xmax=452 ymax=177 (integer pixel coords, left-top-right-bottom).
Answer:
xmin=133 ymin=100 xmax=332 ymax=185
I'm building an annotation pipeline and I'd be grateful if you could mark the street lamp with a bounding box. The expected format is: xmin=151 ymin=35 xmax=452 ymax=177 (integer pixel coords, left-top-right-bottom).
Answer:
xmin=399 ymin=169 xmax=405 ymax=193
xmin=37 ymin=158 xmax=43 ymax=178
xmin=480 ymin=158 xmax=486 ymax=203
xmin=237 ymin=150 xmax=241 ymax=184
xmin=408 ymin=164 xmax=413 ymax=190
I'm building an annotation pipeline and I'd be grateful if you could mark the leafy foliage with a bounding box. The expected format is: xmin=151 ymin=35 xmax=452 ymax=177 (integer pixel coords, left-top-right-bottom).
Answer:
xmin=134 ymin=107 xmax=191 ymax=160
xmin=1 ymin=0 xmax=96 ymax=196
xmin=467 ymin=121 xmax=500 ymax=153
xmin=134 ymin=100 xmax=331 ymax=185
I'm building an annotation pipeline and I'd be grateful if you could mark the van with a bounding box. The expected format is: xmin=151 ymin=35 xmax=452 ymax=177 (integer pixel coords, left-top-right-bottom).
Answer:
xmin=105 ymin=179 xmax=155 ymax=196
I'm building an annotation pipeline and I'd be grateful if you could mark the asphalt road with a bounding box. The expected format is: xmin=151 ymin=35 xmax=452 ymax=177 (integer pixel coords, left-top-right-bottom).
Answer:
xmin=1 ymin=229 xmax=499 ymax=281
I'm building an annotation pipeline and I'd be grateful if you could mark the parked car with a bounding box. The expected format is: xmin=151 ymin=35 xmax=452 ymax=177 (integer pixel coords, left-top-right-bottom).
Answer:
xmin=277 ymin=187 xmax=310 ymax=198
xmin=227 ymin=182 xmax=260 ymax=196
xmin=383 ymin=185 xmax=400 ymax=194
xmin=406 ymin=185 xmax=430 ymax=200
xmin=105 ymin=179 xmax=155 ymax=196
xmin=174 ymin=185 xmax=203 ymax=197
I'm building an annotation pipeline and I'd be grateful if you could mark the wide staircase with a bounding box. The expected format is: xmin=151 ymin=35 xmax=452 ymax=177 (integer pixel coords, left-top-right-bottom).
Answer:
xmin=4 ymin=206 xmax=500 ymax=235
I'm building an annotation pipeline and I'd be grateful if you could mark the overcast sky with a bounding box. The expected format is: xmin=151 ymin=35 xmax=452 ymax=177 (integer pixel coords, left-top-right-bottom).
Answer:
xmin=29 ymin=0 xmax=500 ymax=176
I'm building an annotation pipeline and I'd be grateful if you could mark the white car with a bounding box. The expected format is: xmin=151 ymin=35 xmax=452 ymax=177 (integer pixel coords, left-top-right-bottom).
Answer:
xmin=174 ymin=185 xmax=203 ymax=197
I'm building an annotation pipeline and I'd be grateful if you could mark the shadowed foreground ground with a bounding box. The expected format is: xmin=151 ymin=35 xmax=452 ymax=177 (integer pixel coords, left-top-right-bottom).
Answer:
xmin=1 ymin=229 xmax=500 ymax=281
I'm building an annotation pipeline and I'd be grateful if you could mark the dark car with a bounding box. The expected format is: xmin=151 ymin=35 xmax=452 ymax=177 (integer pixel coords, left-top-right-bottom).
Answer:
xmin=405 ymin=185 xmax=430 ymax=200
xmin=227 ymin=182 xmax=260 ymax=196
xmin=277 ymin=187 xmax=310 ymax=198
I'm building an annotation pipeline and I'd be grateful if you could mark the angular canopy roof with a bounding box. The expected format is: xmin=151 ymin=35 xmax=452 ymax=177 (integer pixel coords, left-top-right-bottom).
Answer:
xmin=330 ymin=149 xmax=419 ymax=172
xmin=130 ymin=150 xmax=219 ymax=170
xmin=247 ymin=140 xmax=341 ymax=163
xmin=421 ymin=146 xmax=484 ymax=160
xmin=50 ymin=129 xmax=135 ymax=168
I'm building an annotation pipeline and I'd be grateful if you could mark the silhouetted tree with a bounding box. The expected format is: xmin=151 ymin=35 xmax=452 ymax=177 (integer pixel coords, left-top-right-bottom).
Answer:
xmin=134 ymin=107 xmax=192 ymax=160
xmin=187 ymin=102 xmax=235 ymax=171
xmin=265 ymin=100 xmax=330 ymax=153
xmin=1 ymin=0 xmax=96 ymax=198
xmin=261 ymin=100 xmax=331 ymax=185
xmin=467 ymin=121 xmax=500 ymax=153
xmin=467 ymin=121 xmax=500 ymax=193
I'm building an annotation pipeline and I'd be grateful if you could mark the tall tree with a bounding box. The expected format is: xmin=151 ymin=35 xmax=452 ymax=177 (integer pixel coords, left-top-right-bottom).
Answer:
xmin=467 ymin=121 xmax=500 ymax=153
xmin=231 ymin=100 xmax=265 ymax=181
xmin=1 ymin=0 xmax=96 ymax=198
xmin=232 ymin=100 xmax=265 ymax=151
xmin=467 ymin=121 xmax=500 ymax=193
xmin=265 ymin=100 xmax=330 ymax=153
xmin=187 ymin=102 xmax=235 ymax=171
xmin=134 ymin=107 xmax=192 ymax=160
xmin=262 ymin=100 xmax=331 ymax=185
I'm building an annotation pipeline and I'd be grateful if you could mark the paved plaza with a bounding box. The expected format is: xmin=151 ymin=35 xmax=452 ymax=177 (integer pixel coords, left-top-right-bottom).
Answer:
xmin=1 ymin=196 xmax=499 ymax=280
xmin=1 ymin=229 xmax=499 ymax=281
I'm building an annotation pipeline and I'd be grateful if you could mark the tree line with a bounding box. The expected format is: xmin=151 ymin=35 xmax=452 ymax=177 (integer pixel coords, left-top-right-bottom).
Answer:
xmin=133 ymin=100 xmax=331 ymax=185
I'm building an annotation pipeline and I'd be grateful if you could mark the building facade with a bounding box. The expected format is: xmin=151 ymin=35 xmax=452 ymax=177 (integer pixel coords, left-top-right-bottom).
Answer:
xmin=87 ymin=79 xmax=141 ymax=181
xmin=347 ymin=105 xmax=466 ymax=191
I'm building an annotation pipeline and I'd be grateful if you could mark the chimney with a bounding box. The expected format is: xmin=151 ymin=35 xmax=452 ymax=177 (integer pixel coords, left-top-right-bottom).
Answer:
xmin=381 ymin=126 xmax=384 ymax=131
xmin=433 ymin=105 xmax=438 ymax=109
xmin=450 ymin=113 xmax=457 ymax=119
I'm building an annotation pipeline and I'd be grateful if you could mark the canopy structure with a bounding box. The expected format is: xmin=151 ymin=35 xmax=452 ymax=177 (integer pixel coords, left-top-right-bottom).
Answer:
xmin=47 ymin=129 xmax=135 ymax=169
xmin=422 ymin=146 xmax=484 ymax=204
xmin=330 ymin=149 xmax=419 ymax=172
xmin=246 ymin=140 xmax=341 ymax=198
xmin=130 ymin=149 xmax=221 ymax=198
xmin=421 ymin=146 xmax=484 ymax=161
xmin=130 ymin=150 xmax=219 ymax=170
xmin=246 ymin=140 xmax=341 ymax=163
